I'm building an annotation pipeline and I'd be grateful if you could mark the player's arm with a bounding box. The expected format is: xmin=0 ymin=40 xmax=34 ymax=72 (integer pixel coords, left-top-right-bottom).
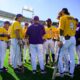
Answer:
xmin=59 ymin=17 xmax=65 ymax=40
xmin=0 ymin=34 xmax=5 ymax=37
xmin=42 ymin=26 xmax=46 ymax=42
xmin=58 ymin=17 xmax=65 ymax=47
xmin=0 ymin=34 xmax=10 ymax=37
xmin=42 ymin=26 xmax=46 ymax=38
xmin=25 ymin=27 xmax=30 ymax=46
xmin=59 ymin=29 xmax=64 ymax=41
xmin=25 ymin=27 xmax=29 ymax=39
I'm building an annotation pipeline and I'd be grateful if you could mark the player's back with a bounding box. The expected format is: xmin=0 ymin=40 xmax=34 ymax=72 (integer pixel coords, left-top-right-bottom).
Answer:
xmin=27 ymin=23 xmax=45 ymax=44
xmin=60 ymin=15 xmax=76 ymax=36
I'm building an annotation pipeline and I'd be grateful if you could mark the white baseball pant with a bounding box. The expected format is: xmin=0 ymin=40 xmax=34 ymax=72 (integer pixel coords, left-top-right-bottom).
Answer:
xmin=58 ymin=36 xmax=76 ymax=74
xmin=30 ymin=44 xmax=45 ymax=71
xmin=10 ymin=39 xmax=22 ymax=68
xmin=0 ymin=41 xmax=7 ymax=69
xmin=44 ymin=39 xmax=54 ymax=54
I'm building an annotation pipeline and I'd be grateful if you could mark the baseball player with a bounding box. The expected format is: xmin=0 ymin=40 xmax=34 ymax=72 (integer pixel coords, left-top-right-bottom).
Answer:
xmin=26 ymin=16 xmax=46 ymax=74
xmin=43 ymin=18 xmax=56 ymax=65
xmin=0 ymin=21 xmax=10 ymax=72
xmin=23 ymin=22 xmax=29 ymax=63
xmin=58 ymin=8 xmax=77 ymax=78
xmin=53 ymin=26 xmax=60 ymax=62
xmin=9 ymin=14 xmax=24 ymax=73
xmin=57 ymin=10 xmax=69 ymax=73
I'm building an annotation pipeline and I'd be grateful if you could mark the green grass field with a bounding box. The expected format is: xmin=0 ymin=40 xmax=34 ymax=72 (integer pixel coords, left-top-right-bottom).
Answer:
xmin=0 ymin=50 xmax=80 ymax=80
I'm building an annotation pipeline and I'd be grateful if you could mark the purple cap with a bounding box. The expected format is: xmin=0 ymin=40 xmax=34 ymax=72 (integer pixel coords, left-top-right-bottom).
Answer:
xmin=16 ymin=14 xmax=23 ymax=18
xmin=33 ymin=16 xmax=39 ymax=21
xmin=46 ymin=18 xmax=52 ymax=22
xmin=4 ymin=21 xmax=10 ymax=25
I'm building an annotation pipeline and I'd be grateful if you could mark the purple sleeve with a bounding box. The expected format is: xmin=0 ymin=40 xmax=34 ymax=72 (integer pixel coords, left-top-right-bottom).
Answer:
xmin=26 ymin=27 xmax=30 ymax=36
xmin=42 ymin=25 xmax=45 ymax=36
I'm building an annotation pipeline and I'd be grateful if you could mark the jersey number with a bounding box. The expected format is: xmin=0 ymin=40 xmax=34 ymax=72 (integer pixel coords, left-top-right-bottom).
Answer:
xmin=70 ymin=22 xmax=74 ymax=30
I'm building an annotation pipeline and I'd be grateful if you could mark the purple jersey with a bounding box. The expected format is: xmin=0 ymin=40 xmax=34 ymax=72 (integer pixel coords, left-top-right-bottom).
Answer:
xmin=26 ymin=23 xmax=45 ymax=44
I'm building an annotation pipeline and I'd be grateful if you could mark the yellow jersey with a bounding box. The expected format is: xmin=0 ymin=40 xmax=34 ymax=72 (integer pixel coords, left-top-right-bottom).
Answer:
xmin=53 ymin=28 xmax=59 ymax=40
xmin=0 ymin=27 xmax=9 ymax=41
xmin=59 ymin=15 xmax=76 ymax=36
xmin=43 ymin=26 xmax=57 ymax=39
xmin=9 ymin=21 xmax=23 ymax=39
xmin=8 ymin=25 xmax=12 ymax=35
xmin=23 ymin=27 xmax=28 ymax=38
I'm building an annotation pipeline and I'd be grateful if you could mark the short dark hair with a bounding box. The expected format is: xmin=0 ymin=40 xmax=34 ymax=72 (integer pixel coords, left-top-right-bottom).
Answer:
xmin=25 ymin=22 xmax=29 ymax=26
xmin=62 ymin=8 xmax=70 ymax=15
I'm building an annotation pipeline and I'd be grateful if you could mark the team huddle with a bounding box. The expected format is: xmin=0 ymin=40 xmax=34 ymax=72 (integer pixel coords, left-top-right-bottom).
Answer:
xmin=0 ymin=8 xmax=80 ymax=79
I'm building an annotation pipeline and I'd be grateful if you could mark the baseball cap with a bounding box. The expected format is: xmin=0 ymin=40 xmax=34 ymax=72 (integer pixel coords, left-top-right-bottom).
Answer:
xmin=46 ymin=18 xmax=52 ymax=22
xmin=4 ymin=21 xmax=10 ymax=25
xmin=33 ymin=16 xmax=39 ymax=21
xmin=16 ymin=14 xmax=23 ymax=19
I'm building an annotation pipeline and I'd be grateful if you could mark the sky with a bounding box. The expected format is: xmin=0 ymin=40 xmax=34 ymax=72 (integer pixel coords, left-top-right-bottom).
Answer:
xmin=0 ymin=0 xmax=80 ymax=22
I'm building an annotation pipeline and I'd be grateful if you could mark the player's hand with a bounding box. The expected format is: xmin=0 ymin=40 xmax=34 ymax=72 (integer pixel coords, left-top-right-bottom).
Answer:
xmin=58 ymin=41 xmax=63 ymax=48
